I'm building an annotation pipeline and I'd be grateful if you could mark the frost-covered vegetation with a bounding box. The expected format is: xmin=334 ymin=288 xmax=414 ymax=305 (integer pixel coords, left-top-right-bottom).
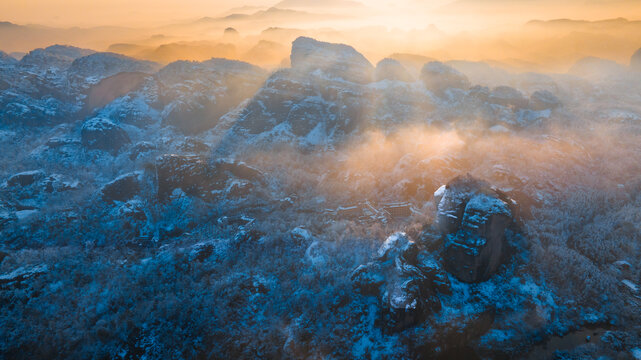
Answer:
xmin=1 ymin=36 xmax=641 ymax=359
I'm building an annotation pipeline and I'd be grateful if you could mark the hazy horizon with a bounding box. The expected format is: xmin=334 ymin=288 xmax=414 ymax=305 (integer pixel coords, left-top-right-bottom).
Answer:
xmin=2 ymin=0 xmax=641 ymax=30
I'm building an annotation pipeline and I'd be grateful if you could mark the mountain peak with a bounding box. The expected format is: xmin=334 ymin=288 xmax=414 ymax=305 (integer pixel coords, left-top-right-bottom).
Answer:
xmin=290 ymin=36 xmax=373 ymax=83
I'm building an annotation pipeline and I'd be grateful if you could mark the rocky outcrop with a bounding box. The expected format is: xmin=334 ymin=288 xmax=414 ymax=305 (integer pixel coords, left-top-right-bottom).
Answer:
xmin=420 ymin=61 xmax=470 ymax=97
xmin=68 ymin=52 xmax=158 ymax=89
xmin=129 ymin=141 xmax=157 ymax=161
xmin=290 ymin=37 xmax=374 ymax=84
xmin=488 ymin=86 xmax=528 ymax=109
xmin=101 ymin=172 xmax=142 ymax=203
xmin=19 ymin=45 xmax=95 ymax=71
xmin=0 ymin=51 xmax=17 ymax=66
xmin=529 ymin=90 xmax=561 ymax=111
xmin=351 ymin=232 xmax=451 ymax=331
xmin=435 ymin=175 xmax=515 ymax=282
xmin=156 ymin=154 xmax=215 ymax=200
xmin=80 ymin=117 xmax=131 ymax=153
xmin=83 ymin=71 xmax=151 ymax=113
xmin=0 ymin=264 xmax=48 ymax=289
xmin=375 ymin=58 xmax=414 ymax=82
xmin=4 ymin=171 xmax=78 ymax=198
xmin=6 ymin=170 xmax=45 ymax=187
xmin=158 ymin=58 xmax=267 ymax=134
xmin=155 ymin=154 xmax=263 ymax=200
xmin=230 ymin=66 xmax=371 ymax=143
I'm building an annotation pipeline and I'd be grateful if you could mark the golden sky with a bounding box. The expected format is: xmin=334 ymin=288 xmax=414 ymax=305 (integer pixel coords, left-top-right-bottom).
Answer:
xmin=2 ymin=0 xmax=639 ymax=30
xmin=0 ymin=0 xmax=270 ymax=27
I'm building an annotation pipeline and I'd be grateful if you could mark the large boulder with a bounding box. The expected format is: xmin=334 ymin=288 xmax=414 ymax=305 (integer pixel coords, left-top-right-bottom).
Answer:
xmin=435 ymin=175 xmax=514 ymax=282
xmin=488 ymin=86 xmax=528 ymax=109
xmin=631 ymin=47 xmax=641 ymax=72
xmin=375 ymin=58 xmax=414 ymax=82
xmin=156 ymin=154 xmax=216 ymax=200
xmin=420 ymin=61 xmax=470 ymax=96
xmin=4 ymin=171 xmax=78 ymax=198
xmin=80 ymin=117 xmax=131 ymax=153
xmin=528 ymin=90 xmax=561 ymax=111
xmin=101 ymin=172 xmax=142 ymax=203
xmin=290 ymin=37 xmax=374 ymax=84
xmin=6 ymin=170 xmax=45 ymax=187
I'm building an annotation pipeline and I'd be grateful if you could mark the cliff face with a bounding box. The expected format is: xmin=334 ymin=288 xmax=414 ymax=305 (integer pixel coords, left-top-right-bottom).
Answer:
xmin=436 ymin=175 xmax=515 ymax=282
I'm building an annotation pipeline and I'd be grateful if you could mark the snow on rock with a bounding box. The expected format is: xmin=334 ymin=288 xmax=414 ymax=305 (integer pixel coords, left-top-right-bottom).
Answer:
xmin=83 ymin=72 xmax=155 ymax=117
xmin=0 ymin=264 xmax=48 ymax=289
xmin=68 ymin=52 xmax=159 ymax=90
xmin=187 ymin=239 xmax=232 ymax=263
xmin=351 ymin=231 xmax=451 ymax=331
xmin=157 ymin=58 xmax=267 ymax=134
xmin=80 ymin=117 xmax=131 ymax=153
xmin=19 ymin=45 xmax=95 ymax=71
xmin=305 ymin=240 xmax=329 ymax=267
xmin=129 ymin=141 xmax=157 ymax=161
xmin=437 ymin=174 xmax=515 ymax=282
xmin=621 ymin=279 xmax=639 ymax=293
xmin=290 ymin=37 xmax=374 ymax=84
xmin=377 ymin=232 xmax=410 ymax=260
xmin=433 ymin=184 xmax=447 ymax=207
xmin=155 ymin=154 xmax=262 ymax=201
xmin=291 ymin=226 xmax=313 ymax=242
xmin=6 ymin=170 xmax=46 ymax=187
xmin=155 ymin=154 xmax=217 ymax=200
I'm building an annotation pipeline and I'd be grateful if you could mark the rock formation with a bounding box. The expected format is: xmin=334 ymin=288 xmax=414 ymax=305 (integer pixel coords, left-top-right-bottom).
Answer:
xmin=290 ymin=36 xmax=374 ymax=84
xmin=488 ymin=86 xmax=528 ymax=109
xmin=351 ymin=232 xmax=451 ymax=331
xmin=528 ymin=90 xmax=561 ymax=111
xmin=420 ymin=61 xmax=470 ymax=96
xmin=80 ymin=117 xmax=131 ymax=153
xmin=101 ymin=172 xmax=142 ymax=203
xmin=435 ymin=175 xmax=515 ymax=282
xmin=155 ymin=155 xmax=262 ymax=201
xmin=375 ymin=58 xmax=414 ymax=82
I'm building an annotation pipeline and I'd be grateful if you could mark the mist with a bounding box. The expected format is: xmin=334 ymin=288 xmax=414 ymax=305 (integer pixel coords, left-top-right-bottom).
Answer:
xmin=1 ymin=1 xmax=641 ymax=359
xmin=2 ymin=1 xmax=641 ymax=71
